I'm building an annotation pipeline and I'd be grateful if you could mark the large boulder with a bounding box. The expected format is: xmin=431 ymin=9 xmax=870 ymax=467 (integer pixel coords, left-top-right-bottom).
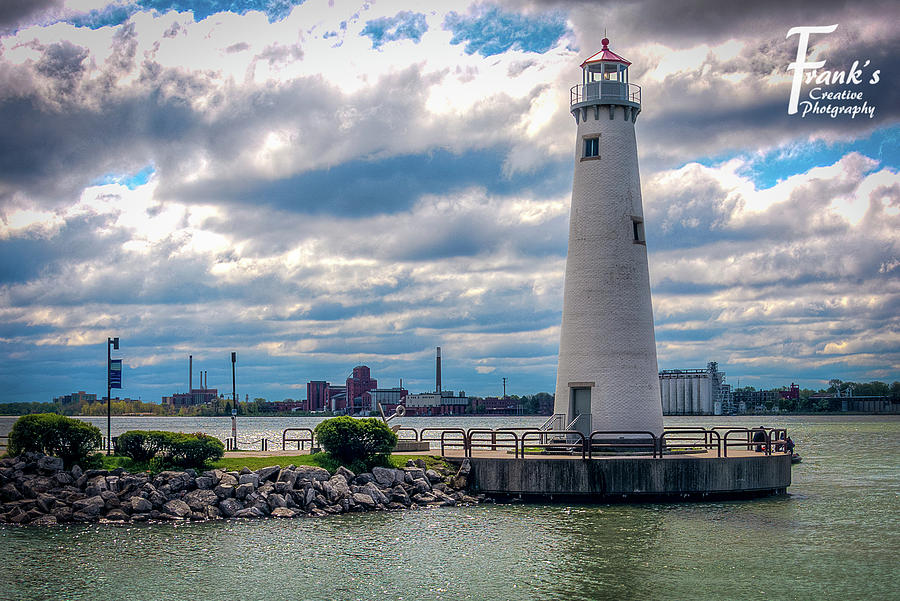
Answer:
xmin=352 ymin=492 xmax=376 ymax=508
xmin=234 ymin=507 xmax=265 ymax=519
xmin=37 ymin=455 xmax=64 ymax=474
xmin=326 ymin=474 xmax=350 ymax=502
xmin=293 ymin=466 xmax=330 ymax=482
xmin=270 ymin=507 xmax=296 ymax=518
xmin=130 ymin=496 xmax=153 ymax=513
xmin=235 ymin=483 xmax=255 ymax=500
xmin=72 ymin=495 xmax=105 ymax=517
xmin=238 ymin=473 xmax=259 ymax=488
xmin=218 ymin=498 xmax=243 ymax=518
xmin=255 ymin=466 xmax=280 ymax=482
xmin=372 ymin=467 xmax=403 ymax=488
xmin=361 ymin=482 xmax=388 ymax=505
xmin=184 ymin=489 xmax=219 ymax=512
xmin=163 ymin=499 xmax=192 ymax=518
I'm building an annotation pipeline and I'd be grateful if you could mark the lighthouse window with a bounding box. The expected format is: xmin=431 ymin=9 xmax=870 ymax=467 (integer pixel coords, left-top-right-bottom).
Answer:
xmin=583 ymin=136 xmax=599 ymax=158
xmin=632 ymin=217 xmax=646 ymax=244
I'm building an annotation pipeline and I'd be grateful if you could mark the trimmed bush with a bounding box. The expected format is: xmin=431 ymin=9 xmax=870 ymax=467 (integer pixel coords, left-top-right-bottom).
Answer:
xmin=115 ymin=430 xmax=224 ymax=468
xmin=115 ymin=430 xmax=167 ymax=463
xmin=8 ymin=414 xmax=101 ymax=468
xmin=314 ymin=416 xmax=397 ymax=468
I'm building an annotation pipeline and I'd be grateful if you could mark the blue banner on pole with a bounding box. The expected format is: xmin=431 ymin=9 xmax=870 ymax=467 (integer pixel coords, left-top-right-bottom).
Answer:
xmin=108 ymin=359 xmax=122 ymax=389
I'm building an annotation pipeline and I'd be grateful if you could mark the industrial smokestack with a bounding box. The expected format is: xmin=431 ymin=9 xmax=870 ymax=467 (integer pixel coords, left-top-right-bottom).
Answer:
xmin=189 ymin=355 xmax=192 ymax=391
xmin=436 ymin=346 xmax=441 ymax=394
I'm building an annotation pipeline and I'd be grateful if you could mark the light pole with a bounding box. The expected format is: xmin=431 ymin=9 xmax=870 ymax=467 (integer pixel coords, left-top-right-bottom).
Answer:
xmin=107 ymin=337 xmax=120 ymax=455
xmin=231 ymin=352 xmax=237 ymax=445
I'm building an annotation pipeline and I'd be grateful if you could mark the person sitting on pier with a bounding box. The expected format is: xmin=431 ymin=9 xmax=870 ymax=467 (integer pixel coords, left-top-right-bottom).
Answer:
xmin=752 ymin=427 xmax=767 ymax=452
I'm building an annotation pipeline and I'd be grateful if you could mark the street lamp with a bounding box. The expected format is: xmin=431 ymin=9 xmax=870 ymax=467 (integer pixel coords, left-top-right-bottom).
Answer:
xmin=106 ymin=337 xmax=120 ymax=455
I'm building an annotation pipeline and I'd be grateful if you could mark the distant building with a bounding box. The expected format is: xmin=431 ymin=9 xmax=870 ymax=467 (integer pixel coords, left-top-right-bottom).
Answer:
xmin=345 ymin=366 xmax=377 ymax=414
xmin=163 ymin=388 xmax=218 ymax=409
xmin=659 ymin=362 xmax=730 ymax=415
xmin=306 ymin=381 xmax=329 ymax=412
xmin=480 ymin=396 xmax=519 ymax=415
xmin=53 ymin=391 xmax=97 ymax=405
xmin=371 ymin=387 xmax=409 ymax=414
xmin=732 ymin=388 xmax=777 ymax=413
xmin=405 ymin=391 xmax=468 ymax=416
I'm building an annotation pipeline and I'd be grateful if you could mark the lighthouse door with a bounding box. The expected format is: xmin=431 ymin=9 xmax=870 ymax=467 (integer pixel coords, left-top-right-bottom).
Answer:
xmin=569 ymin=387 xmax=592 ymax=436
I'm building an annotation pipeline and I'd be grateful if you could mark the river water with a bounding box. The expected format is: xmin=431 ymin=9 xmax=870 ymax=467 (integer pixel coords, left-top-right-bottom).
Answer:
xmin=1 ymin=414 xmax=897 ymax=600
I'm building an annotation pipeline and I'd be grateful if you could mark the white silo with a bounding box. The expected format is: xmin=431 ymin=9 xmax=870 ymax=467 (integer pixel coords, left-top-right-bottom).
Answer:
xmin=553 ymin=39 xmax=663 ymax=436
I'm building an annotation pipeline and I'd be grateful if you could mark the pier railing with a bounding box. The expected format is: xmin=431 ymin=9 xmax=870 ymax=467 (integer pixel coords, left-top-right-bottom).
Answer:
xmin=270 ymin=425 xmax=790 ymax=459
xmin=282 ymin=428 xmax=314 ymax=451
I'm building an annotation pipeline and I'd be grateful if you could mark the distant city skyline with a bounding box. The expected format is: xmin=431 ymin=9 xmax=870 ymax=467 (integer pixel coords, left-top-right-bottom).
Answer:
xmin=1 ymin=1 xmax=897 ymax=403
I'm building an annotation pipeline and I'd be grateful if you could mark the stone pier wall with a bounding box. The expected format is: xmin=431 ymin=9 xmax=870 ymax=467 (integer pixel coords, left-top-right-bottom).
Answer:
xmin=463 ymin=455 xmax=791 ymax=499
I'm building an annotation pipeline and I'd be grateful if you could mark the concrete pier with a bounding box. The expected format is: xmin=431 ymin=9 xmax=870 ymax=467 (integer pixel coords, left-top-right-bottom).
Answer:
xmin=454 ymin=452 xmax=791 ymax=500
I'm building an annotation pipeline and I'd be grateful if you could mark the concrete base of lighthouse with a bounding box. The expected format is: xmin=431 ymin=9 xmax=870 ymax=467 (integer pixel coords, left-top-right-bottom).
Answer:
xmin=447 ymin=454 xmax=791 ymax=501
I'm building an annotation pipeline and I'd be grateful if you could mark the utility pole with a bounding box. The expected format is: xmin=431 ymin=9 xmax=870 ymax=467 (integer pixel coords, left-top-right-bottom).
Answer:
xmin=502 ymin=377 xmax=507 ymax=398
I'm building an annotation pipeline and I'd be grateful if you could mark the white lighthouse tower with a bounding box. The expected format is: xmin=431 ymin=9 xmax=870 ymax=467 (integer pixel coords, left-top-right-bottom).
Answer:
xmin=553 ymin=38 xmax=663 ymax=437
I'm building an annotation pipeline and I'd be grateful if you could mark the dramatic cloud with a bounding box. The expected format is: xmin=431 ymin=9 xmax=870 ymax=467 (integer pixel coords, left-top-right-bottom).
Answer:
xmin=0 ymin=0 xmax=897 ymax=402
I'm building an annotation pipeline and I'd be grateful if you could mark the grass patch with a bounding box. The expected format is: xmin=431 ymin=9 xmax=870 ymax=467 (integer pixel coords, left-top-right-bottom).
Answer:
xmin=95 ymin=452 xmax=457 ymax=475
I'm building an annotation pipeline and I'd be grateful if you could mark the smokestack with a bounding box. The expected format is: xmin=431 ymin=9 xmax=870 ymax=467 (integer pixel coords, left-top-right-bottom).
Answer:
xmin=189 ymin=355 xmax=192 ymax=391
xmin=436 ymin=346 xmax=441 ymax=394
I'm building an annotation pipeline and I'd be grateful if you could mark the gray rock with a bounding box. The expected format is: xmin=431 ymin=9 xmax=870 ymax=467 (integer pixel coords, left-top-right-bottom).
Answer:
xmin=23 ymin=476 xmax=55 ymax=497
xmin=304 ymin=487 xmax=317 ymax=507
xmin=425 ymin=469 xmax=442 ymax=483
xmin=239 ymin=467 xmax=253 ymax=475
xmin=184 ymin=489 xmax=218 ymax=511
xmin=293 ymin=466 xmax=331 ymax=482
xmin=104 ymin=509 xmax=129 ymax=522
xmin=352 ymin=492 xmax=375 ymax=508
xmin=327 ymin=475 xmax=350 ymax=502
xmin=131 ymin=497 xmax=153 ymax=513
xmin=403 ymin=467 xmax=425 ymax=482
xmin=52 ymin=506 xmax=73 ymax=522
xmin=335 ymin=466 xmax=356 ymax=483
xmin=362 ymin=482 xmax=388 ymax=505
xmin=72 ymin=495 xmax=105 ymax=517
xmin=218 ymin=472 xmax=238 ymax=487
xmin=205 ymin=505 xmax=221 ymax=520
xmin=456 ymin=458 xmax=471 ymax=477
xmin=37 ymin=455 xmax=64 ymax=473
xmin=36 ymin=493 xmax=56 ymax=513
xmin=411 ymin=492 xmax=437 ymax=504
xmin=163 ymin=499 xmax=192 ymax=518
xmin=267 ymin=493 xmax=287 ymax=509
xmin=100 ymin=490 xmax=121 ymax=509
xmin=0 ymin=483 xmax=22 ymax=502
xmin=255 ymin=466 xmax=280 ymax=482
xmin=276 ymin=469 xmax=297 ymax=489
xmin=214 ymin=484 xmax=234 ymax=499
xmin=84 ymin=469 xmax=108 ymax=479
xmin=195 ymin=476 xmax=215 ymax=490
xmin=412 ymin=478 xmax=432 ymax=494
xmin=235 ymin=483 xmax=255 ymax=500
xmin=32 ymin=514 xmax=58 ymax=525
xmin=389 ymin=485 xmax=410 ymax=506
xmin=354 ymin=473 xmax=375 ymax=485
xmin=238 ymin=473 xmax=259 ymax=488
xmin=234 ymin=507 xmax=265 ymax=519
xmin=147 ymin=490 xmax=168 ymax=508
xmin=413 ymin=459 xmax=426 ymax=469
xmin=218 ymin=498 xmax=243 ymax=517
xmin=270 ymin=507 xmax=296 ymax=518
xmin=371 ymin=466 xmax=400 ymax=488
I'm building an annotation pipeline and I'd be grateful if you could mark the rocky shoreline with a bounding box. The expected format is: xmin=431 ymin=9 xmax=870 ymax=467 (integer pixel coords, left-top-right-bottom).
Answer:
xmin=0 ymin=452 xmax=480 ymax=525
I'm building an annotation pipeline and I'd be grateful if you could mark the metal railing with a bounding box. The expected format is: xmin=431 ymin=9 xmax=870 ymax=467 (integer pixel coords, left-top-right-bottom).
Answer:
xmin=570 ymin=81 xmax=641 ymax=106
xmin=466 ymin=429 xmax=519 ymax=459
xmin=539 ymin=413 xmax=566 ymax=431
xmin=589 ymin=431 xmax=659 ymax=458
xmin=723 ymin=428 xmax=774 ymax=457
xmin=226 ymin=437 xmax=269 ymax=452
xmin=394 ymin=427 xmax=419 ymax=441
xmin=660 ymin=428 xmax=721 ymax=457
xmin=281 ymin=428 xmax=314 ymax=451
xmin=521 ymin=430 xmax=587 ymax=460
xmin=439 ymin=429 xmax=467 ymax=456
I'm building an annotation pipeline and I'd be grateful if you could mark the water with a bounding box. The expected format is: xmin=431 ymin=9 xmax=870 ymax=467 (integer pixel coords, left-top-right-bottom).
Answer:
xmin=1 ymin=415 xmax=898 ymax=600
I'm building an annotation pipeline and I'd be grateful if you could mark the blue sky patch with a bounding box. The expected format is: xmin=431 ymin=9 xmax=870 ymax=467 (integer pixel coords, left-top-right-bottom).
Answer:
xmin=66 ymin=0 xmax=306 ymax=28
xmin=93 ymin=165 xmax=155 ymax=189
xmin=443 ymin=6 xmax=567 ymax=56
xmin=361 ymin=11 xmax=428 ymax=49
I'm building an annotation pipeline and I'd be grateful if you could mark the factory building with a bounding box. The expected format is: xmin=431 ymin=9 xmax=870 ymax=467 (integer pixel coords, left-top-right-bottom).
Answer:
xmin=404 ymin=391 xmax=469 ymax=416
xmin=659 ymin=362 xmax=731 ymax=416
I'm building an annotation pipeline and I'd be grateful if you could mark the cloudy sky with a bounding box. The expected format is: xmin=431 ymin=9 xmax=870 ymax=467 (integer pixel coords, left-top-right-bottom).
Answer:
xmin=1 ymin=0 xmax=897 ymax=403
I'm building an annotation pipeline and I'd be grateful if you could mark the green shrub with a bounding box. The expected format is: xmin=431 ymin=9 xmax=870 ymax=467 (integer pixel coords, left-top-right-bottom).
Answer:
xmin=314 ymin=416 xmax=397 ymax=468
xmin=116 ymin=430 xmax=223 ymax=468
xmin=8 ymin=413 xmax=101 ymax=468
xmin=116 ymin=430 xmax=172 ymax=463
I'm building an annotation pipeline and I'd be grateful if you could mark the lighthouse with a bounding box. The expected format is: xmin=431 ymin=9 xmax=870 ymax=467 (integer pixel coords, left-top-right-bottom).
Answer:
xmin=553 ymin=38 xmax=663 ymax=437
